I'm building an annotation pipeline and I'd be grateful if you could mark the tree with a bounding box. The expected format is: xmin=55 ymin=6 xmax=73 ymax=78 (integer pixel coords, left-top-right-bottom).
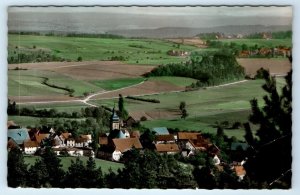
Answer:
xmin=244 ymin=69 xmax=292 ymax=188
xmin=140 ymin=129 xmax=155 ymax=149
xmin=40 ymin=147 xmax=65 ymax=187
xmin=64 ymin=157 xmax=85 ymax=188
xmin=181 ymin=108 xmax=188 ymax=119
xmin=7 ymin=148 xmax=28 ymax=187
xmin=27 ymin=159 xmax=50 ymax=187
xmin=118 ymin=94 xmax=128 ymax=119
xmin=179 ymin=101 xmax=186 ymax=111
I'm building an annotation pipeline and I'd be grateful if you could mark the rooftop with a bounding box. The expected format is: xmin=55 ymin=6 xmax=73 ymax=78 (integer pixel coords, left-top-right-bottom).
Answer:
xmin=152 ymin=127 xmax=169 ymax=135
xmin=155 ymin=143 xmax=180 ymax=153
xmin=112 ymin=137 xmax=143 ymax=153
xmin=7 ymin=128 xmax=30 ymax=145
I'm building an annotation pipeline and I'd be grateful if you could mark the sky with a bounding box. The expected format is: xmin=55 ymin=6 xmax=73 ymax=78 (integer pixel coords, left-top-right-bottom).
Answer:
xmin=7 ymin=6 xmax=293 ymax=32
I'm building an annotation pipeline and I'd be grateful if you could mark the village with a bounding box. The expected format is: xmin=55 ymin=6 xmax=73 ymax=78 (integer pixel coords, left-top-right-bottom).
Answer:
xmin=7 ymin=103 xmax=248 ymax=182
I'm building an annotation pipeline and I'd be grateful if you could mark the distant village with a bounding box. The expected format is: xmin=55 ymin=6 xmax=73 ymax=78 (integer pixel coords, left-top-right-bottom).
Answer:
xmin=7 ymin=106 xmax=248 ymax=182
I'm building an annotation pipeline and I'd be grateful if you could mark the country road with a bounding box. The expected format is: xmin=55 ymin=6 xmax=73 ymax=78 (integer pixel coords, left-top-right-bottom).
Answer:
xmin=16 ymin=79 xmax=249 ymax=107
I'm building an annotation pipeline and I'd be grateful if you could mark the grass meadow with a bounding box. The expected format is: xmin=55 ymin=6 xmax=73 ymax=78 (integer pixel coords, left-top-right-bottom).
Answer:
xmin=8 ymin=34 xmax=197 ymax=65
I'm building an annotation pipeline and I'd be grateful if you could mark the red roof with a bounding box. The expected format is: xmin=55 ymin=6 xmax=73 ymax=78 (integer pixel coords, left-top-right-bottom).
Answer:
xmin=177 ymin=132 xmax=201 ymax=140
xmin=155 ymin=143 xmax=180 ymax=153
xmin=112 ymin=138 xmax=143 ymax=153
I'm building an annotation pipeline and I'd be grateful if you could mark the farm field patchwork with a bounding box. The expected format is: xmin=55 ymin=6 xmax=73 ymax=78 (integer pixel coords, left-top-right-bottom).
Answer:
xmin=89 ymin=79 xmax=286 ymax=140
xmin=8 ymin=34 xmax=197 ymax=65
xmin=237 ymin=58 xmax=292 ymax=77
xmin=8 ymin=69 xmax=103 ymax=97
xmin=24 ymin=156 xmax=124 ymax=174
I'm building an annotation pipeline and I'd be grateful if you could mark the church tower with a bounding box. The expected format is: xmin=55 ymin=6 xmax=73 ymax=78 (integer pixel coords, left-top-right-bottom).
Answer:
xmin=111 ymin=107 xmax=120 ymax=131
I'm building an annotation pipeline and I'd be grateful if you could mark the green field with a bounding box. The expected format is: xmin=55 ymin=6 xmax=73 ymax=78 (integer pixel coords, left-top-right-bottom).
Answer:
xmin=148 ymin=76 xmax=197 ymax=87
xmin=24 ymin=156 xmax=124 ymax=174
xmin=8 ymin=34 xmax=197 ymax=65
xmin=7 ymin=115 xmax=85 ymax=127
xmin=91 ymin=77 xmax=145 ymax=90
xmin=218 ymin=38 xmax=292 ymax=48
xmin=8 ymin=69 xmax=103 ymax=97
xmin=89 ymin=79 xmax=286 ymax=140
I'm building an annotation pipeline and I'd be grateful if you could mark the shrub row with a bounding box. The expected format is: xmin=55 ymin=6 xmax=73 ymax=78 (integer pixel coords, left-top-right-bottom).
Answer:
xmin=126 ymin=96 xmax=160 ymax=103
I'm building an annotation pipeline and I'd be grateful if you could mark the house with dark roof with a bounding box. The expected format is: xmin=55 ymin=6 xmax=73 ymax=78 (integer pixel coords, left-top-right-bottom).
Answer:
xmin=7 ymin=128 xmax=30 ymax=145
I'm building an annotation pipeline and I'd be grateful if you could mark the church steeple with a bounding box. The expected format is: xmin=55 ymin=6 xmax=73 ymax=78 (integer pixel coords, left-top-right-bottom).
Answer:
xmin=111 ymin=104 xmax=120 ymax=131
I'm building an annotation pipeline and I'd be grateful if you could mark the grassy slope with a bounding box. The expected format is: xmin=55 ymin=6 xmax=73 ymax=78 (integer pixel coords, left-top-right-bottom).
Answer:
xmin=24 ymin=156 xmax=124 ymax=174
xmin=7 ymin=115 xmax=85 ymax=127
xmin=8 ymin=34 xmax=197 ymax=65
xmin=218 ymin=38 xmax=292 ymax=48
xmin=148 ymin=76 xmax=197 ymax=87
xmin=91 ymin=77 xmax=145 ymax=90
xmin=90 ymin=79 xmax=286 ymax=140
xmin=8 ymin=69 xmax=103 ymax=97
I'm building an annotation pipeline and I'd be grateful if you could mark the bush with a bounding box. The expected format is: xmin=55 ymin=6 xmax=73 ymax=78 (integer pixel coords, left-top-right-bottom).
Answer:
xmin=126 ymin=96 xmax=160 ymax=103
xmin=77 ymin=56 xmax=82 ymax=61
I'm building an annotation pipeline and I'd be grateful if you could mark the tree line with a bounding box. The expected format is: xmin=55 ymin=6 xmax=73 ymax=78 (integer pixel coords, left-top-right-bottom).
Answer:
xmin=144 ymin=51 xmax=245 ymax=87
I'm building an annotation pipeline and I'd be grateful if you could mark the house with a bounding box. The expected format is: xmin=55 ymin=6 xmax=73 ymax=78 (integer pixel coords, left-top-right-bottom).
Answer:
xmin=112 ymin=138 xmax=143 ymax=161
xmin=7 ymin=128 xmax=30 ymax=145
xmin=152 ymin=127 xmax=169 ymax=135
xmin=80 ymin=134 xmax=92 ymax=144
xmin=53 ymin=135 xmax=64 ymax=147
xmin=34 ymin=132 xmax=50 ymax=145
xmin=24 ymin=140 xmax=39 ymax=155
xmin=7 ymin=137 xmax=20 ymax=151
xmin=234 ymin=165 xmax=246 ymax=181
xmin=155 ymin=143 xmax=180 ymax=154
xmin=99 ymin=133 xmax=109 ymax=145
xmin=53 ymin=147 xmax=83 ymax=157
xmin=75 ymin=137 xmax=89 ymax=147
xmin=154 ymin=134 xmax=175 ymax=144
xmin=177 ymin=132 xmax=201 ymax=150
xmin=66 ymin=138 xmax=75 ymax=147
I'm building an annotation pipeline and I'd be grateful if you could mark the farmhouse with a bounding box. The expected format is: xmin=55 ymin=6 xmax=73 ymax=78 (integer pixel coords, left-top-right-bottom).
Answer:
xmin=154 ymin=134 xmax=175 ymax=144
xmin=155 ymin=143 xmax=180 ymax=154
xmin=112 ymin=138 xmax=143 ymax=161
xmin=24 ymin=140 xmax=39 ymax=155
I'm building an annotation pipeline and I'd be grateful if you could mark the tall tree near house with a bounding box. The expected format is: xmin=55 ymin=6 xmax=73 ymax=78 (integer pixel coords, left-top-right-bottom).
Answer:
xmin=7 ymin=148 xmax=28 ymax=187
xmin=244 ymin=68 xmax=292 ymax=188
xmin=40 ymin=147 xmax=65 ymax=187
xmin=118 ymin=94 xmax=128 ymax=119
xmin=27 ymin=159 xmax=50 ymax=188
